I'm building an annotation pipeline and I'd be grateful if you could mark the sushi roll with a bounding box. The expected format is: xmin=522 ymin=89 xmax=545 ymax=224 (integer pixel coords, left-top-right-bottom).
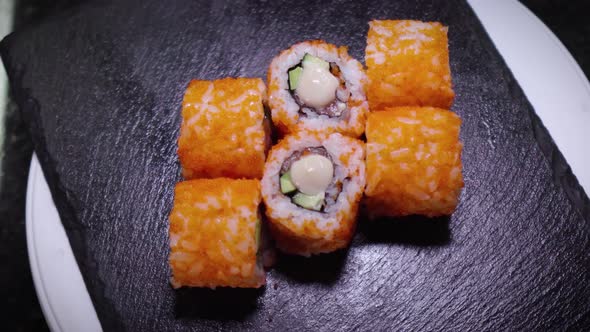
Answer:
xmin=261 ymin=131 xmax=365 ymax=256
xmin=365 ymin=20 xmax=454 ymax=110
xmin=267 ymin=40 xmax=368 ymax=138
xmin=169 ymin=178 xmax=265 ymax=288
xmin=178 ymin=78 xmax=270 ymax=180
xmin=365 ymin=107 xmax=463 ymax=218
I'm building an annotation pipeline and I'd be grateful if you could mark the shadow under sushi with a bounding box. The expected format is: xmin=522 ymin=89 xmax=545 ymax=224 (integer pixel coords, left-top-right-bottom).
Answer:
xmin=272 ymin=248 xmax=349 ymax=285
xmin=357 ymin=215 xmax=451 ymax=246
xmin=174 ymin=286 xmax=263 ymax=321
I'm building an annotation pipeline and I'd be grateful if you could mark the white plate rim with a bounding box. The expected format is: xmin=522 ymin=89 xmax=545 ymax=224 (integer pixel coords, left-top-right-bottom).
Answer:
xmin=26 ymin=154 xmax=102 ymax=332
xmin=26 ymin=154 xmax=65 ymax=331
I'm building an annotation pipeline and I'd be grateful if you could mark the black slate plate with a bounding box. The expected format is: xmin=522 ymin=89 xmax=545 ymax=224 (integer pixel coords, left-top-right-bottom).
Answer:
xmin=2 ymin=0 xmax=590 ymax=331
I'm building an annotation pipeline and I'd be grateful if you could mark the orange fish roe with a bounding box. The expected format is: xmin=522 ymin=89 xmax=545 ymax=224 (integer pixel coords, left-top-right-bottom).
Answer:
xmin=365 ymin=107 xmax=463 ymax=218
xmin=365 ymin=20 xmax=454 ymax=110
xmin=169 ymin=178 xmax=265 ymax=288
xmin=178 ymin=78 xmax=268 ymax=179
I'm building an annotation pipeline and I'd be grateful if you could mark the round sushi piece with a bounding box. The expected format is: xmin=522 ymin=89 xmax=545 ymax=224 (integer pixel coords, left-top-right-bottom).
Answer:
xmin=267 ymin=40 xmax=368 ymax=137
xmin=261 ymin=131 xmax=365 ymax=256
xmin=365 ymin=107 xmax=463 ymax=218
xmin=169 ymin=178 xmax=265 ymax=289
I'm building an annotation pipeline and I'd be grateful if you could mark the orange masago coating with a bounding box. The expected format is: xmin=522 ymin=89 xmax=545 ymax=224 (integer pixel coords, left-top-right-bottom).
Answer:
xmin=365 ymin=107 xmax=463 ymax=218
xmin=365 ymin=20 xmax=454 ymax=110
xmin=169 ymin=178 xmax=265 ymax=288
xmin=178 ymin=78 xmax=268 ymax=179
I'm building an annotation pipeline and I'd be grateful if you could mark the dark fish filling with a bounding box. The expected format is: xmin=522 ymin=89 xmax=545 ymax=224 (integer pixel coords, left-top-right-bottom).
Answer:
xmin=279 ymin=146 xmax=345 ymax=212
xmin=287 ymin=55 xmax=350 ymax=119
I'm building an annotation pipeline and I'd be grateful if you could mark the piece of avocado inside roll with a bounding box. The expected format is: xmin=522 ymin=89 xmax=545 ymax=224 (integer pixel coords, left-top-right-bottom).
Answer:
xmin=280 ymin=171 xmax=297 ymax=194
xmin=292 ymin=192 xmax=325 ymax=211
xmin=288 ymin=54 xmax=330 ymax=91
xmin=302 ymin=54 xmax=329 ymax=70
xmin=288 ymin=67 xmax=303 ymax=90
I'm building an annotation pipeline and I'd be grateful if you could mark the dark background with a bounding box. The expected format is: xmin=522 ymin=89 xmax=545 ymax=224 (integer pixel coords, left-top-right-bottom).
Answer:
xmin=0 ymin=0 xmax=588 ymax=330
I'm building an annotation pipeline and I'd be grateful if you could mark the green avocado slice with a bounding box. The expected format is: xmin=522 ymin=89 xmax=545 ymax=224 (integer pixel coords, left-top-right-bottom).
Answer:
xmin=302 ymin=53 xmax=329 ymax=70
xmin=288 ymin=66 xmax=303 ymax=90
xmin=280 ymin=172 xmax=297 ymax=194
xmin=292 ymin=192 xmax=325 ymax=211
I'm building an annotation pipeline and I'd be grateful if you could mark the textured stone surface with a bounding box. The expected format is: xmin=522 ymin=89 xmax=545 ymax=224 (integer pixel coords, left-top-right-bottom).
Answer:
xmin=1 ymin=0 xmax=589 ymax=331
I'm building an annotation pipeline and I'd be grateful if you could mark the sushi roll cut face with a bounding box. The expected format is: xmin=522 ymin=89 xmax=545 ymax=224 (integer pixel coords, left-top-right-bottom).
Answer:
xmin=268 ymin=40 xmax=368 ymax=137
xmin=178 ymin=78 xmax=269 ymax=180
xmin=261 ymin=132 xmax=365 ymax=256
xmin=365 ymin=107 xmax=463 ymax=218
xmin=169 ymin=178 xmax=265 ymax=289
xmin=365 ymin=20 xmax=454 ymax=110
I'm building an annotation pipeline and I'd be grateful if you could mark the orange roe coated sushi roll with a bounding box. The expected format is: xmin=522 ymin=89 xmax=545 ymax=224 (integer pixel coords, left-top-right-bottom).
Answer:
xmin=261 ymin=131 xmax=365 ymax=256
xmin=365 ymin=20 xmax=454 ymax=110
xmin=365 ymin=107 xmax=463 ymax=218
xmin=169 ymin=178 xmax=265 ymax=288
xmin=178 ymin=78 xmax=268 ymax=179
xmin=267 ymin=40 xmax=368 ymax=138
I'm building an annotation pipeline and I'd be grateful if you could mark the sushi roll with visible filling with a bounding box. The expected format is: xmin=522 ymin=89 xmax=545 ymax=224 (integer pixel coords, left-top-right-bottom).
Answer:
xmin=365 ymin=20 xmax=454 ymax=110
xmin=365 ymin=107 xmax=463 ymax=218
xmin=178 ymin=78 xmax=270 ymax=180
xmin=261 ymin=131 xmax=365 ymax=256
xmin=169 ymin=178 xmax=265 ymax=288
xmin=267 ymin=40 xmax=368 ymax=137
